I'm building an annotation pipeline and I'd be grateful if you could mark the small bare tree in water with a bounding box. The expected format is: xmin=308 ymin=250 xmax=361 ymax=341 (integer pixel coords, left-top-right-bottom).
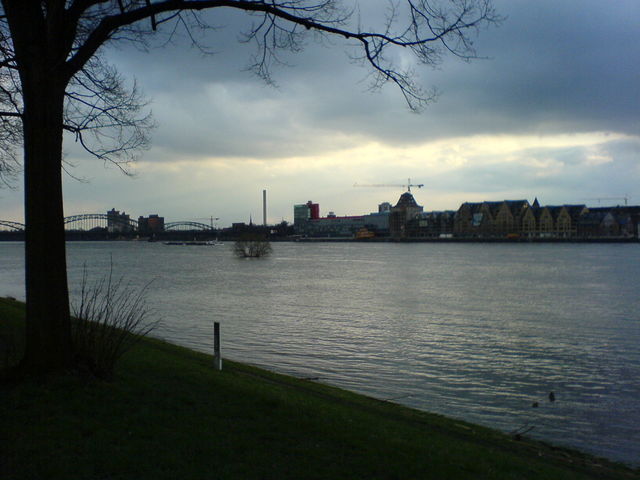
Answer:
xmin=233 ymin=234 xmax=272 ymax=258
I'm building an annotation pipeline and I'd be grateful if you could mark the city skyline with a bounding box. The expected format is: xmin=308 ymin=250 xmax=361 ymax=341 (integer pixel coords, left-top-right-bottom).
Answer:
xmin=3 ymin=189 xmax=635 ymax=231
xmin=0 ymin=0 xmax=638 ymax=225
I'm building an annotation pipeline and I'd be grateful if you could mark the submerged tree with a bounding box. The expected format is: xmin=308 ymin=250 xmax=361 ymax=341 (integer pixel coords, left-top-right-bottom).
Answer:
xmin=0 ymin=0 xmax=500 ymax=374
xmin=233 ymin=234 xmax=272 ymax=258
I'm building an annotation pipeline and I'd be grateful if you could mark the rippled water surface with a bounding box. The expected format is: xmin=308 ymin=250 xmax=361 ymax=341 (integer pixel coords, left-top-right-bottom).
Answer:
xmin=1 ymin=241 xmax=639 ymax=465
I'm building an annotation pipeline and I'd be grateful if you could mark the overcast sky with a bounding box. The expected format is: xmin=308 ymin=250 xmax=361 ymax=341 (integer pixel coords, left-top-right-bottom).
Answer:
xmin=1 ymin=0 xmax=639 ymax=226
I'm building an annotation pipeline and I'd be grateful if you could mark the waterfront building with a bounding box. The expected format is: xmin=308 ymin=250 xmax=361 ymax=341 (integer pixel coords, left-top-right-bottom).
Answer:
xmin=535 ymin=205 xmax=587 ymax=238
xmin=293 ymin=201 xmax=319 ymax=229
xmin=293 ymin=203 xmax=309 ymax=228
xmin=560 ymin=205 xmax=589 ymax=237
xmin=578 ymin=211 xmax=613 ymax=237
xmin=522 ymin=205 xmax=538 ymax=238
xmin=138 ymin=214 xmax=165 ymax=234
xmin=297 ymin=211 xmax=391 ymax=238
xmin=453 ymin=201 xmax=499 ymax=237
xmin=453 ymin=200 xmax=596 ymax=239
xmin=292 ymin=194 xmax=639 ymax=240
xmin=378 ymin=202 xmax=392 ymax=213
xmin=418 ymin=211 xmax=455 ymax=238
xmin=293 ymin=200 xmax=390 ymax=238
xmin=363 ymin=211 xmax=391 ymax=234
xmin=303 ymin=214 xmax=367 ymax=237
xmin=389 ymin=192 xmax=424 ymax=239
xmin=535 ymin=206 xmax=555 ymax=237
xmin=106 ymin=208 xmax=132 ymax=233
xmin=396 ymin=210 xmax=455 ymax=239
xmin=578 ymin=206 xmax=640 ymax=238
xmin=494 ymin=200 xmax=530 ymax=235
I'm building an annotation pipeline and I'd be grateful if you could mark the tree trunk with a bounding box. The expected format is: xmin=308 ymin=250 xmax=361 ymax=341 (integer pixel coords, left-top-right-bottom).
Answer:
xmin=20 ymin=76 xmax=73 ymax=373
xmin=2 ymin=1 xmax=78 ymax=374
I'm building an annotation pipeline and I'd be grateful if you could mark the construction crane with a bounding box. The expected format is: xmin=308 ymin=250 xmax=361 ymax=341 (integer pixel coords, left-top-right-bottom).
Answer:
xmin=584 ymin=196 xmax=629 ymax=206
xmin=192 ymin=216 xmax=220 ymax=228
xmin=353 ymin=178 xmax=424 ymax=193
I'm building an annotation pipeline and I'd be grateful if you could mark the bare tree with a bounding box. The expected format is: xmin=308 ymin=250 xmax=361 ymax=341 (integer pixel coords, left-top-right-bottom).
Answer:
xmin=0 ymin=50 xmax=21 ymax=186
xmin=72 ymin=265 xmax=159 ymax=380
xmin=0 ymin=22 xmax=151 ymax=182
xmin=0 ymin=0 xmax=499 ymax=375
xmin=234 ymin=233 xmax=273 ymax=258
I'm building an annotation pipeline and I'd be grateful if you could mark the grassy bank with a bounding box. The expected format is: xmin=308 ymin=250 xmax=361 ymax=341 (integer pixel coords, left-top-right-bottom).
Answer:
xmin=1 ymin=297 xmax=637 ymax=479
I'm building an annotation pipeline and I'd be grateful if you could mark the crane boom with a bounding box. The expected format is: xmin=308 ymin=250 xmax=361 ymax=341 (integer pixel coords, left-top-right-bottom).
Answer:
xmin=192 ymin=216 xmax=220 ymax=228
xmin=354 ymin=178 xmax=424 ymax=192
xmin=583 ymin=196 xmax=629 ymax=206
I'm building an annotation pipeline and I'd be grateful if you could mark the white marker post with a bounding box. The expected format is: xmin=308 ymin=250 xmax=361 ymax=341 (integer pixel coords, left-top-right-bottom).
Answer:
xmin=213 ymin=322 xmax=222 ymax=371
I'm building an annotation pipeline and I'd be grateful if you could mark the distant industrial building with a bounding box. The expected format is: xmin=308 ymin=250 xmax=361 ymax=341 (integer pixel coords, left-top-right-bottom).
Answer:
xmin=138 ymin=214 xmax=165 ymax=235
xmin=293 ymin=192 xmax=454 ymax=239
xmin=294 ymin=201 xmax=319 ymax=227
xmin=106 ymin=208 xmax=133 ymax=233
xmin=293 ymin=199 xmax=395 ymax=238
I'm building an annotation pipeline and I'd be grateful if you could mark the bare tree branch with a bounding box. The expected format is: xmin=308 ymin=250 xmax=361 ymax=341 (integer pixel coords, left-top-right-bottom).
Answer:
xmin=64 ymin=1 xmax=500 ymax=110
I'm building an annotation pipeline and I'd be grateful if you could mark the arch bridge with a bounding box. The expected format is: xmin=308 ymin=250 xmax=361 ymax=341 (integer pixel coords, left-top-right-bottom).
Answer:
xmin=165 ymin=221 xmax=212 ymax=231
xmin=64 ymin=214 xmax=139 ymax=231
xmin=1 ymin=215 xmax=215 ymax=232
xmin=0 ymin=220 xmax=25 ymax=231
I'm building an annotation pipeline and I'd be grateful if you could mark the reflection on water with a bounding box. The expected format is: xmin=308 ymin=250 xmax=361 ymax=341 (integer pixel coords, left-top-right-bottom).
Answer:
xmin=1 ymin=241 xmax=639 ymax=465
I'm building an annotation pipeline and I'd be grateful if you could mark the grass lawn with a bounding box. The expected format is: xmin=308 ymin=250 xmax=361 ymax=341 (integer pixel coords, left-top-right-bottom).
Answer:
xmin=1 ymin=297 xmax=638 ymax=479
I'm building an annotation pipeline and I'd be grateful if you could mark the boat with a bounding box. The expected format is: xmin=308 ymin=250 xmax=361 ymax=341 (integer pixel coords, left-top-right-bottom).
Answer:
xmin=163 ymin=240 xmax=223 ymax=246
xmin=354 ymin=227 xmax=376 ymax=240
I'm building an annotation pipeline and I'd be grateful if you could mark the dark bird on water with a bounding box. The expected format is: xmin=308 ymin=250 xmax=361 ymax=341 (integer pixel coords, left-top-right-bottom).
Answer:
xmin=549 ymin=392 xmax=556 ymax=402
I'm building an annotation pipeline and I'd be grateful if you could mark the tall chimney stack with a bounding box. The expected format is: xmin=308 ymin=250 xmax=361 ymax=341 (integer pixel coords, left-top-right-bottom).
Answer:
xmin=262 ymin=189 xmax=267 ymax=226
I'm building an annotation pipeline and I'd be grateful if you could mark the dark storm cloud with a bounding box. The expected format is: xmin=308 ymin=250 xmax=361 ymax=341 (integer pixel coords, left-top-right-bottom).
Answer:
xmin=305 ymin=0 xmax=640 ymax=144
xmin=105 ymin=0 xmax=639 ymax=161
xmin=451 ymin=0 xmax=640 ymax=135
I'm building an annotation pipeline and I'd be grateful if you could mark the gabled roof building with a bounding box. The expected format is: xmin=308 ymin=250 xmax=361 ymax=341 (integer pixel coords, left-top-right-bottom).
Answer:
xmin=389 ymin=192 xmax=424 ymax=239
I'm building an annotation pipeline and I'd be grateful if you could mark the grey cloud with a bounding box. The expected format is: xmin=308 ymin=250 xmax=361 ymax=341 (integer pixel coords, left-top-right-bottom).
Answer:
xmin=103 ymin=1 xmax=639 ymax=161
xmin=446 ymin=0 xmax=640 ymax=134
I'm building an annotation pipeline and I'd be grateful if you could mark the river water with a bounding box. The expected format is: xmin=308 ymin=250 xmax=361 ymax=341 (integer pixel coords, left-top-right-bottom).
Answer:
xmin=1 ymin=241 xmax=639 ymax=466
